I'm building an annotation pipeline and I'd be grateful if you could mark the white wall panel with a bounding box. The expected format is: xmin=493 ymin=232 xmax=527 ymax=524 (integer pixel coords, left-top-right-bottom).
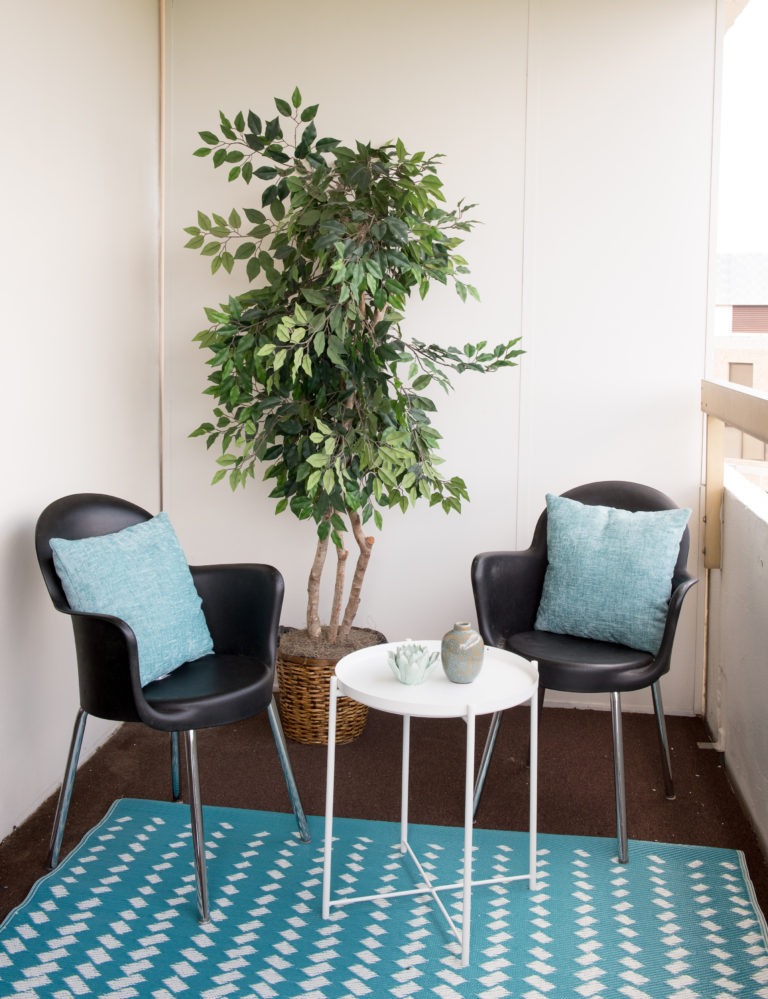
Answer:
xmin=0 ymin=0 xmax=160 ymax=840
xmin=518 ymin=0 xmax=716 ymax=713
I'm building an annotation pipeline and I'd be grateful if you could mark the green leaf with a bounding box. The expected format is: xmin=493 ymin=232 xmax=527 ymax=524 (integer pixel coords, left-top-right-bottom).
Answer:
xmin=185 ymin=235 xmax=204 ymax=249
xmin=246 ymin=257 xmax=261 ymax=281
xmin=299 ymin=208 xmax=320 ymax=227
xmin=234 ymin=241 xmax=256 ymax=259
xmin=247 ymin=111 xmax=262 ymax=135
xmin=197 ymin=211 xmax=212 ymax=230
xmin=234 ymin=111 xmax=245 ymax=132
xmin=302 ymin=288 xmax=326 ymax=306
xmin=199 ymin=130 xmax=219 ymax=145
xmin=301 ymin=122 xmax=317 ymax=148
xmin=201 ymin=241 xmax=221 ymax=256
xmin=254 ymin=165 xmax=278 ymax=180
xmin=228 ymin=166 xmax=241 ymax=182
xmin=300 ymin=104 xmax=319 ymax=122
xmin=244 ymin=208 xmax=266 ymax=224
xmin=193 ymin=147 xmax=212 ymax=157
xmin=291 ymin=86 xmax=302 ymax=108
xmin=273 ymin=348 xmax=287 ymax=370
xmin=275 ymin=97 xmax=292 ymax=116
xmin=228 ymin=208 xmax=242 ymax=228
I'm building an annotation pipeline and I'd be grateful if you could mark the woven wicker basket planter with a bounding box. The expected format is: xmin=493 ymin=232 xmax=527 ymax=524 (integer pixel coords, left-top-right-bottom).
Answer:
xmin=276 ymin=630 xmax=386 ymax=745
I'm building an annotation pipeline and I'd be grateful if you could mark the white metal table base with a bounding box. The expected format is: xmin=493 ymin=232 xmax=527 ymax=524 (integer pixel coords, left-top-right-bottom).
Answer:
xmin=322 ymin=675 xmax=538 ymax=967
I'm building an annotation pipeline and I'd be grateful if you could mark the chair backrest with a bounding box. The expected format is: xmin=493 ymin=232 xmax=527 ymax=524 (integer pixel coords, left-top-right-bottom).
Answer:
xmin=36 ymin=493 xmax=152 ymax=612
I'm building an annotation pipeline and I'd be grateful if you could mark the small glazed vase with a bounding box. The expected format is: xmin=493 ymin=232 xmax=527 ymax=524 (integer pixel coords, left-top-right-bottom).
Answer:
xmin=441 ymin=622 xmax=484 ymax=683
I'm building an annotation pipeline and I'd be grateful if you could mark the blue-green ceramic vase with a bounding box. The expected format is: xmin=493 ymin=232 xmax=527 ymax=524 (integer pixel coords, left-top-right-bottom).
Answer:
xmin=441 ymin=621 xmax=484 ymax=683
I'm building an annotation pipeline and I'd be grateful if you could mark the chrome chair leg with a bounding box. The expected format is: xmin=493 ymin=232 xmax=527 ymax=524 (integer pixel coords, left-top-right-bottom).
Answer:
xmin=171 ymin=732 xmax=181 ymax=802
xmin=183 ymin=729 xmax=210 ymax=923
xmin=472 ymin=710 xmax=503 ymax=817
xmin=48 ymin=708 xmax=88 ymax=869
xmin=651 ymin=680 xmax=675 ymax=800
xmin=267 ymin=699 xmax=311 ymax=842
xmin=610 ymin=692 xmax=628 ymax=863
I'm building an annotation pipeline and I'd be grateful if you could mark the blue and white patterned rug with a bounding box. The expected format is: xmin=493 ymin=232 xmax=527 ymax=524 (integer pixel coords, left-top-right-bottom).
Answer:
xmin=1 ymin=799 xmax=767 ymax=998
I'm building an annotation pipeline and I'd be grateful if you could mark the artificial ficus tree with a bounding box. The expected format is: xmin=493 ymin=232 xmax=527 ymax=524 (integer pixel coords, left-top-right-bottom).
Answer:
xmin=186 ymin=88 xmax=522 ymax=649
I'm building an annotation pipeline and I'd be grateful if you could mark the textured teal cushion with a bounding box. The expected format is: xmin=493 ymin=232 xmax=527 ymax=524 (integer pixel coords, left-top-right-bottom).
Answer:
xmin=50 ymin=513 xmax=213 ymax=686
xmin=534 ymin=494 xmax=691 ymax=654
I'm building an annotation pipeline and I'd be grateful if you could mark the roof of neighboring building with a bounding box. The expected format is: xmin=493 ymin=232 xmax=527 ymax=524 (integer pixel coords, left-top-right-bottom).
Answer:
xmin=717 ymin=254 xmax=768 ymax=305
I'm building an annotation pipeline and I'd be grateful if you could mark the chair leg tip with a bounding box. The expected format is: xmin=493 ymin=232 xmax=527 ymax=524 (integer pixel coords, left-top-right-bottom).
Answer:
xmin=665 ymin=793 xmax=676 ymax=801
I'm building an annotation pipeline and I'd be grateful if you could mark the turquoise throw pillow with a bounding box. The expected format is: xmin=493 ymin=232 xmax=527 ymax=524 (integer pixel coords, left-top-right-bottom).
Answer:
xmin=534 ymin=494 xmax=691 ymax=654
xmin=50 ymin=513 xmax=213 ymax=686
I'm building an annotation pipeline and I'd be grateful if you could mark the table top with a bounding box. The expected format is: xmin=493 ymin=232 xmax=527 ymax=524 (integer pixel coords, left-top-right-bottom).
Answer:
xmin=334 ymin=640 xmax=538 ymax=719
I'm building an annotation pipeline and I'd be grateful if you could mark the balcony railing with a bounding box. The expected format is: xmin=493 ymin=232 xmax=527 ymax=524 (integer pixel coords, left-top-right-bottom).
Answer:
xmin=702 ymin=378 xmax=768 ymax=858
xmin=701 ymin=379 xmax=768 ymax=567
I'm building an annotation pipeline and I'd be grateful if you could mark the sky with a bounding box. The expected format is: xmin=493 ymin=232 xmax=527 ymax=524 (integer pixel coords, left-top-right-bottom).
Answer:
xmin=717 ymin=0 xmax=768 ymax=254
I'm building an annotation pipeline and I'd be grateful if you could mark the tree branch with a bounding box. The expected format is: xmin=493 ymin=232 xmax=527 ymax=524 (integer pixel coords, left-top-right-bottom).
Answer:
xmin=327 ymin=545 xmax=349 ymax=644
xmin=339 ymin=508 xmax=375 ymax=641
xmin=306 ymin=514 xmax=331 ymax=639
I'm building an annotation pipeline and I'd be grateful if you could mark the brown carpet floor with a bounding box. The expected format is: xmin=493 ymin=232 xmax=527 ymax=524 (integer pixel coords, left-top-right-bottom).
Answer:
xmin=2 ymin=703 xmax=767 ymax=924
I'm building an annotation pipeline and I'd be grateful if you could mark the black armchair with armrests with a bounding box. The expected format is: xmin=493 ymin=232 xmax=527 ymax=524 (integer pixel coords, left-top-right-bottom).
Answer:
xmin=471 ymin=480 xmax=697 ymax=863
xmin=35 ymin=492 xmax=310 ymax=923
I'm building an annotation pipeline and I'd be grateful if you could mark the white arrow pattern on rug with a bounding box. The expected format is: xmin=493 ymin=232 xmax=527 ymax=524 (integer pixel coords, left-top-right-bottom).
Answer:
xmin=569 ymin=848 xmax=607 ymax=999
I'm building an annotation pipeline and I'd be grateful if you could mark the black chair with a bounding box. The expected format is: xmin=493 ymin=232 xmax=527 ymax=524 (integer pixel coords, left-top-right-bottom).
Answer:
xmin=471 ymin=481 xmax=697 ymax=863
xmin=35 ymin=493 xmax=310 ymax=922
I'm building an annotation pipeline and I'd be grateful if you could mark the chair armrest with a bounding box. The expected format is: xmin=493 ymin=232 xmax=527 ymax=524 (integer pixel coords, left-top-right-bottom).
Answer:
xmin=190 ymin=563 xmax=284 ymax=661
xmin=69 ymin=611 xmax=143 ymax=721
xmin=471 ymin=548 xmax=548 ymax=649
xmin=655 ymin=571 xmax=698 ymax=673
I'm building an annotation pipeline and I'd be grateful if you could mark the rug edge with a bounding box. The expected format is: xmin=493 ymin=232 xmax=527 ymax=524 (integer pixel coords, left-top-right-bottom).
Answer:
xmin=0 ymin=798 xmax=127 ymax=933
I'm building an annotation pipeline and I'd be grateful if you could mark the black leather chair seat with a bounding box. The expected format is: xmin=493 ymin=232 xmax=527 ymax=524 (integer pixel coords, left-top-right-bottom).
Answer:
xmin=142 ymin=653 xmax=275 ymax=730
xmin=508 ymin=631 xmax=655 ymax=693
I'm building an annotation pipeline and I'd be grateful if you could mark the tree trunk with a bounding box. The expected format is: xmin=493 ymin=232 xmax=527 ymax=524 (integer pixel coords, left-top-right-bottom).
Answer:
xmin=306 ymin=515 xmax=331 ymax=639
xmin=338 ymin=508 xmax=375 ymax=642
xmin=327 ymin=545 xmax=349 ymax=644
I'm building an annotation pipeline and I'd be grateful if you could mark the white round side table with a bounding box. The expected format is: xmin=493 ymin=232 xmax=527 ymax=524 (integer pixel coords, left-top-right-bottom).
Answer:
xmin=321 ymin=640 xmax=539 ymax=967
